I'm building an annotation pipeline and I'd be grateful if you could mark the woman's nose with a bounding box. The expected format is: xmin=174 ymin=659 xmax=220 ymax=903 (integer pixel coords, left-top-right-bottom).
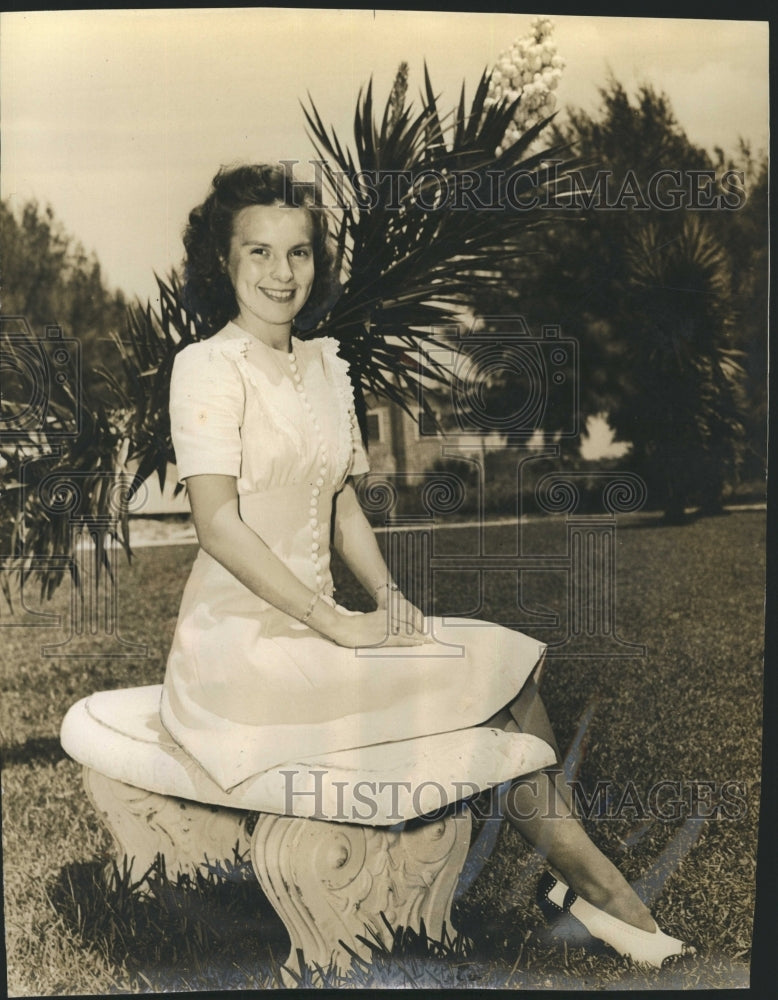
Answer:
xmin=270 ymin=255 xmax=293 ymax=281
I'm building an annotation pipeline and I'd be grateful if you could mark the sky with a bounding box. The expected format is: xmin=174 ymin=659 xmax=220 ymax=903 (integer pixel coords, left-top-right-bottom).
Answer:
xmin=2 ymin=9 xmax=769 ymax=306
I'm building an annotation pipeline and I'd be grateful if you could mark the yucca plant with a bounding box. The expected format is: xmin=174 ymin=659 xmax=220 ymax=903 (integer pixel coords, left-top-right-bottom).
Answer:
xmin=2 ymin=58 xmax=580 ymax=602
xmin=611 ymin=215 xmax=746 ymax=521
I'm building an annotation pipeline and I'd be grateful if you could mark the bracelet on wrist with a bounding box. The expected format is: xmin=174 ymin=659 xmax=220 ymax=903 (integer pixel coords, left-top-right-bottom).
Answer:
xmin=373 ymin=581 xmax=399 ymax=598
xmin=300 ymin=592 xmax=320 ymax=624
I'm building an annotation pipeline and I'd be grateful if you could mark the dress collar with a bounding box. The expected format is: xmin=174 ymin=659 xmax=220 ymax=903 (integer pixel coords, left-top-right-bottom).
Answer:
xmin=218 ymin=320 xmax=298 ymax=355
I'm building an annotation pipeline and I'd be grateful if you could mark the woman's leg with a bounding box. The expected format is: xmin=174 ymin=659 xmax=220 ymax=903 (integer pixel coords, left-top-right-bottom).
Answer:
xmin=492 ymin=677 xmax=656 ymax=932
xmin=505 ymin=770 xmax=656 ymax=931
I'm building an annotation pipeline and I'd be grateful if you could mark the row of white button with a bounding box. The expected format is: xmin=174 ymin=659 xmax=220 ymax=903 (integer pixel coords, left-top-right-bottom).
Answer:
xmin=290 ymin=350 xmax=328 ymax=592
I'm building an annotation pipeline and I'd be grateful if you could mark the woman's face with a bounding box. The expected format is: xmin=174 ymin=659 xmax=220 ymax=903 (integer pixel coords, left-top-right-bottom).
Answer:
xmin=225 ymin=204 xmax=315 ymax=338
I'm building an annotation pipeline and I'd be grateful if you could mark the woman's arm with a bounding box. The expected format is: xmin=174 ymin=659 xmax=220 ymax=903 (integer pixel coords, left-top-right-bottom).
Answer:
xmin=332 ymin=482 xmax=425 ymax=631
xmin=186 ymin=475 xmax=425 ymax=646
xmin=332 ymin=482 xmax=392 ymax=599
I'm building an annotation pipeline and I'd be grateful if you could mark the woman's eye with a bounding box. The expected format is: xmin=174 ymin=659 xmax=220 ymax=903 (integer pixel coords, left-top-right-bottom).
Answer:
xmin=292 ymin=248 xmax=311 ymax=258
xmin=251 ymin=247 xmax=269 ymax=256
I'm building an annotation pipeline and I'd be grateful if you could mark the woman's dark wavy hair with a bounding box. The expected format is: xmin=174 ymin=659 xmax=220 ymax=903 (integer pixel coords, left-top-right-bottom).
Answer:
xmin=182 ymin=163 xmax=338 ymax=337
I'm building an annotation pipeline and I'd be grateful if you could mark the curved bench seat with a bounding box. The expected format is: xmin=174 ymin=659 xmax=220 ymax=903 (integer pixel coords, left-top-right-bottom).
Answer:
xmin=61 ymin=684 xmax=555 ymax=825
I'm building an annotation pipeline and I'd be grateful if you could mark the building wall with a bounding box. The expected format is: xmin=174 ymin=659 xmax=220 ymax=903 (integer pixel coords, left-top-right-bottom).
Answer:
xmin=364 ymin=397 xmax=502 ymax=477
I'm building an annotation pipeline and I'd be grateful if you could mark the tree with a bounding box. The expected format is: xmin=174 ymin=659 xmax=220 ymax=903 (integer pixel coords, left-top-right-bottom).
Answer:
xmin=472 ymin=79 xmax=762 ymax=520
xmin=709 ymin=143 xmax=768 ymax=485
xmin=0 ymin=199 xmax=128 ymax=385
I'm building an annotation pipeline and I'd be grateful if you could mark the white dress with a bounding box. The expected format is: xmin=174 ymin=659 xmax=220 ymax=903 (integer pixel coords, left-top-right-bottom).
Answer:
xmin=161 ymin=322 xmax=547 ymax=791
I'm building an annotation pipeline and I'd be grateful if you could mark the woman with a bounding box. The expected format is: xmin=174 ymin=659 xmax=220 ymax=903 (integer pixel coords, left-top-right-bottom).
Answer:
xmin=161 ymin=163 xmax=693 ymax=968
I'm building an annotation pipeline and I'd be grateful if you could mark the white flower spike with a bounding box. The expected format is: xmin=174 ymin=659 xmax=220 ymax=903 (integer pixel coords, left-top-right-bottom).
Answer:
xmin=487 ymin=16 xmax=565 ymax=155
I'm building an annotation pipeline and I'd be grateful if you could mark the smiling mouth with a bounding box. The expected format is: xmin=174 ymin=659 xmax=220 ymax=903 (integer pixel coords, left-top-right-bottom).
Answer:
xmin=260 ymin=288 xmax=296 ymax=303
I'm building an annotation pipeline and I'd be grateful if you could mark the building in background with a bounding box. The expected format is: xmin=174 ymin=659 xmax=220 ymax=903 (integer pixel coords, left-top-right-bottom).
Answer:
xmin=363 ymin=392 xmax=507 ymax=478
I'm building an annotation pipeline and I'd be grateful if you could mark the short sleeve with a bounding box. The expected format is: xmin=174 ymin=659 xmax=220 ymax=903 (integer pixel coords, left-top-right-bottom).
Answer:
xmin=349 ymin=416 xmax=370 ymax=477
xmin=169 ymin=343 xmax=245 ymax=482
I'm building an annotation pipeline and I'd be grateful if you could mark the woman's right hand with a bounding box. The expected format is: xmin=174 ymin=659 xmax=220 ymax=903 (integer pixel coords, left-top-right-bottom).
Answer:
xmin=327 ymin=608 xmax=430 ymax=648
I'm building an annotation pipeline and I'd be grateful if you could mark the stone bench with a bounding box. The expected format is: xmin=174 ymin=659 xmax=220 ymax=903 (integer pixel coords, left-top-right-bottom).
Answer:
xmin=61 ymin=684 xmax=555 ymax=978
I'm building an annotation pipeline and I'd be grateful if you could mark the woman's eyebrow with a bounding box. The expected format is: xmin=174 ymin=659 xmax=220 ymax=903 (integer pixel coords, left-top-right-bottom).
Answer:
xmin=240 ymin=240 xmax=313 ymax=248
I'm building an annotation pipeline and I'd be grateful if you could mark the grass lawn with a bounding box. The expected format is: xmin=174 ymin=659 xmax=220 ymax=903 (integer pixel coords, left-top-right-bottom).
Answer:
xmin=1 ymin=510 xmax=765 ymax=993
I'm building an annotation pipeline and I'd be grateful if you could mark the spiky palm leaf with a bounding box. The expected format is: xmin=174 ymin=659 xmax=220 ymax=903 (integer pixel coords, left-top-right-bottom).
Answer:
xmin=1 ymin=326 xmax=131 ymax=603
xmin=2 ymin=63 xmax=580 ymax=601
xmin=303 ymin=66 xmax=580 ymax=435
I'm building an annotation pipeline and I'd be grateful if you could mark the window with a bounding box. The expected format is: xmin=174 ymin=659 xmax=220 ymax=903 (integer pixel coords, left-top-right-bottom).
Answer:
xmin=414 ymin=407 xmax=440 ymax=439
xmin=366 ymin=410 xmax=384 ymax=443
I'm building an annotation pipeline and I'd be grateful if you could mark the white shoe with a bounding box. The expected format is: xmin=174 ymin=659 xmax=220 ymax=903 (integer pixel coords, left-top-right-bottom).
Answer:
xmin=537 ymin=872 xmax=696 ymax=968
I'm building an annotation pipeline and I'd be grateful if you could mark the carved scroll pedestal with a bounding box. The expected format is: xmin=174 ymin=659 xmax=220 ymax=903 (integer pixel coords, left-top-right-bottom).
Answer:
xmin=251 ymin=810 xmax=471 ymax=979
xmin=83 ymin=768 xmax=253 ymax=882
xmin=83 ymin=767 xmax=471 ymax=979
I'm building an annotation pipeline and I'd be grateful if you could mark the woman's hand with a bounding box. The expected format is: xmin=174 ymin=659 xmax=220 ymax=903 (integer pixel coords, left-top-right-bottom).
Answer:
xmin=327 ymin=608 xmax=429 ymax=648
xmin=375 ymin=587 xmax=426 ymax=634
